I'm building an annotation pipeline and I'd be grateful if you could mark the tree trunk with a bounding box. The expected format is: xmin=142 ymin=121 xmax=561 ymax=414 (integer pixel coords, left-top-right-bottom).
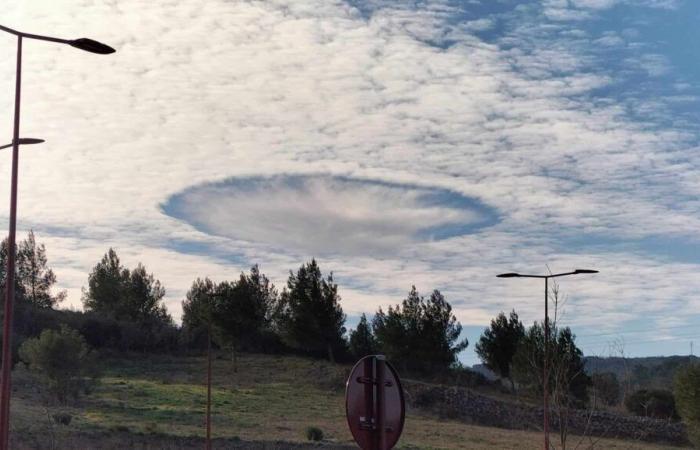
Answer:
xmin=327 ymin=343 xmax=335 ymax=363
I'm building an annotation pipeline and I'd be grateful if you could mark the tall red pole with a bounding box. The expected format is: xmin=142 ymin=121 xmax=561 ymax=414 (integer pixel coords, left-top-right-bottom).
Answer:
xmin=543 ymin=277 xmax=549 ymax=450
xmin=206 ymin=322 xmax=212 ymax=450
xmin=0 ymin=35 xmax=22 ymax=450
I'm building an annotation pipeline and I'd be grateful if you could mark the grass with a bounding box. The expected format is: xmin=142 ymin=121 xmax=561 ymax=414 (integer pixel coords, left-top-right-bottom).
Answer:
xmin=7 ymin=352 xmax=690 ymax=449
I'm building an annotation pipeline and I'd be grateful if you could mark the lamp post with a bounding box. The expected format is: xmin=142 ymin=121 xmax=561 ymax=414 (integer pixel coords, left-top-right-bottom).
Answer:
xmin=0 ymin=23 xmax=114 ymax=450
xmin=497 ymin=269 xmax=598 ymax=450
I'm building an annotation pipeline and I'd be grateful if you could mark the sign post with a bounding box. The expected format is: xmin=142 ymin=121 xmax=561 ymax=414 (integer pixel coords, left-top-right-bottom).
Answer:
xmin=346 ymin=355 xmax=405 ymax=450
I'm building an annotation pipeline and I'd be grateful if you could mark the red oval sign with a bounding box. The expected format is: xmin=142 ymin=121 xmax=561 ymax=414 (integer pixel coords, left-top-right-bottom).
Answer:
xmin=345 ymin=355 xmax=405 ymax=450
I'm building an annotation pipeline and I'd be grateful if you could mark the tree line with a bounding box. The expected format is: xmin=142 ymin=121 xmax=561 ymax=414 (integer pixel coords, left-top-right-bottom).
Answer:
xmin=3 ymin=232 xmax=699 ymax=447
xmin=1 ymin=233 xmax=468 ymax=374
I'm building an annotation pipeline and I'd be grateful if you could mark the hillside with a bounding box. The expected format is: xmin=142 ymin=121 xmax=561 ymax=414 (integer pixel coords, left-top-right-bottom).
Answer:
xmin=584 ymin=355 xmax=700 ymax=389
xmin=7 ymin=352 xmax=690 ymax=449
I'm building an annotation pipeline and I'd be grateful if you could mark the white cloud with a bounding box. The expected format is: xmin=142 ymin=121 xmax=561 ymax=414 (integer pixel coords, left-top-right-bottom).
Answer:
xmin=0 ymin=0 xmax=698 ymax=362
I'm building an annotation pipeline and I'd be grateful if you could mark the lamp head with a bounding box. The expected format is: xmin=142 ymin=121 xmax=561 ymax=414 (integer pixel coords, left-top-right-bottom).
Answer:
xmin=574 ymin=269 xmax=598 ymax=274
xmin=497 ymin=273 xmax=521 ymax=278
xmin=17 ymin=138 xmax=44 ymax=145
xmin=69 ymin=38 xmax=116 ymax=54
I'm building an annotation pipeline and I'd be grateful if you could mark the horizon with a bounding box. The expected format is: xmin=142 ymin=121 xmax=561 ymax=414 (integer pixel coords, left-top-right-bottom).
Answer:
xmin=2 ymin=0 xmax=699 ymax=368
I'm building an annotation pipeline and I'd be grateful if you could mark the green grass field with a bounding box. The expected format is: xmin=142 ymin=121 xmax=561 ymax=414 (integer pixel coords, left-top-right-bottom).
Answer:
xmin=7 ymin=353 xmax=689 ymax=449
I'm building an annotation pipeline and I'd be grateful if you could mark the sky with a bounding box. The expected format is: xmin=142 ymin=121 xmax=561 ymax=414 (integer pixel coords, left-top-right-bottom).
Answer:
xmin=1 ymin=0 xmax=699 ymax=366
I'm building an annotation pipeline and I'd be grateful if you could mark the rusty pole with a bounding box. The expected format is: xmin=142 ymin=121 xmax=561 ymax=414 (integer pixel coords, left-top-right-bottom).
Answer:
xmin=0 ymin=35 xmax=23 ymax=450
xmin=375 ymin=355 xmax=387 ymax=450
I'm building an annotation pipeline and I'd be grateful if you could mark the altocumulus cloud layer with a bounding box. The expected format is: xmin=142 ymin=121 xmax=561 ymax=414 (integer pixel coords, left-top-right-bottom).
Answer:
xmin=1 ymin=0 xmax=699 ymax=362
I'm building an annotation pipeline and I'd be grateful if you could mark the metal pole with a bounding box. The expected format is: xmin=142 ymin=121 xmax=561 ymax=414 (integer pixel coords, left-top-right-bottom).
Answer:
xmin=543 ymin=277 xmax=549 ymax=450
xmin=363 ymin=357 xmax=375 ymax=450
xmin=376 ymin=355 xmax=387 ymax=450
xmin=206 ymin=322 xmax=212 ymax=450
xmin=0 ymin=35 xmax=22 ymax=450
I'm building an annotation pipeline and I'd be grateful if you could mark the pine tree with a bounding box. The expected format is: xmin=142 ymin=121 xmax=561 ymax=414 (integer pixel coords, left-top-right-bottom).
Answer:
xmin=277 ymin=259 xmax=346 ymax=362
xmin=475 ymin=310 xmax=524 ymax=391
xmin=349 ymin=314 xmax=377 ymax=359
xmin=373 ymin=287 xmax=467 ymax=373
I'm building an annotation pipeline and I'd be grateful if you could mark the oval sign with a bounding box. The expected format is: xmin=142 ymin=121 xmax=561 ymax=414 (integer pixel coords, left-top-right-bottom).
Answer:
xmin=345 ymin=355 xmax=405 ymax=450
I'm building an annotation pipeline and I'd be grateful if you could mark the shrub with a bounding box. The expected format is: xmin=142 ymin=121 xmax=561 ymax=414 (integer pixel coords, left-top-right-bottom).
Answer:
xmin=52 ymin=412 xmax=72 ymax=426
xmin=674 ymin=364 xmax=700 ymax=447
xmin=624 ymin=389 xmax=679 ymax=420
xmin=305 ymin=426 xmax=324 ymax=441
xmin=591 ymin=372 xmax=621 ymax=406
xmin=19 ymin=325 xmax=99 ymax=403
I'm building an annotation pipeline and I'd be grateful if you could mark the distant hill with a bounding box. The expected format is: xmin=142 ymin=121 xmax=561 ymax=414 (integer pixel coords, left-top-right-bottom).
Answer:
xmin=584 ymin=355 xmax=699 ymax=390
xmin=472 ymin=355 xmax=700 ymax=389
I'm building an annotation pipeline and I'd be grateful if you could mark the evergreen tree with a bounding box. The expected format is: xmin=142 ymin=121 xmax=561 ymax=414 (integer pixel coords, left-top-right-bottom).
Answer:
xmin=512 ymin=322 xmax=590 ymax=406
xmin=83 ymin=248 xmax=171 ymax=324
xmin=674 ymin=364 xmax=700 ymax=446
xmin=17 ymin=231 xmax=66 ymax=308
xmin=349 ymin=314 xmax=377 ymax=359
xmin=475 ymin=310 xmax=524 ymax=391
xmin=276 ymin=259 xmax=346 ymax=362
xmin=373 ymin=286 xmax=468 ymax=373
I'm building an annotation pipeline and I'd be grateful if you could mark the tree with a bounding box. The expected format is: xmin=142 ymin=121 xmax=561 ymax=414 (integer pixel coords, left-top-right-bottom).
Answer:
xmin=624 ymin=389 xmax=679 ymax=420
xmin=674 ymin=364 xmax=700 ymax=447
xmin=181 ymin=277 xmax=217 ymax=348
xmin=1 ymin=231 xmax=65 ymax=309
xmin=17 ymin=231 xmax=66 ymax=308
xmin=512 ymin=322 xmax=590 ymax=449
xmin=475 ymin=310 xmax=524 ymax=391
xmin=82 ymin=248 xmax=128 ymax=316
xmin=83 ymin=249 xmax=171 ymax=324
xmin=591 ymin=372 xmax=621 ymax=407
xmin=19 ymin=325 xmax=99 ymax=403
xmin=349 ymin=314 xmax=377 ymax=359
xmin=213 ymin=266 xmax=279 ymax=368
xmin=276 ymin=259 xmax=346 ymax=362
xmin=372 ymin=286 xmax=468 ymax=373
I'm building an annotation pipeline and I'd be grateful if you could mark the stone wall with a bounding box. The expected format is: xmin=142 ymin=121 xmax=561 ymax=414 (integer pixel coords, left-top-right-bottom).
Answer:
xmin=403 ymin=381 xmax=688 ymax=446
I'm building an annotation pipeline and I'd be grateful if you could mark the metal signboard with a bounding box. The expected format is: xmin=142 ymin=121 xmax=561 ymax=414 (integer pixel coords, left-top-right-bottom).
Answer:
xmin=345 ymin=355 xmax=405 ymax=450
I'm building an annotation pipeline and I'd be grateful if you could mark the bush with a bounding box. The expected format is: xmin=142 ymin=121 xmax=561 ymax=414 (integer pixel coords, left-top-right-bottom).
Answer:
xmin=624 ymin=389 xmax=679 ymax=421
xmin=19 ymin=325 xmax=100 ymax=403
xmin=305 ymin=426 xmax=324 ymax=441
xmin=674 ymin=364 xmax=700 ymax=447
xmin=592 ymin=372 xmax=621 ymax=406
xmin=52 ymin=412 xmax=72 ymax=426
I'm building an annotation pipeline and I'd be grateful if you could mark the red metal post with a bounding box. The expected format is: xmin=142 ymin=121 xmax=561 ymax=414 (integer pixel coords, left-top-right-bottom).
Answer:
xmin=375 ymin=356 xmax=387 ymax=450
xmin=543 ymin=277 xmax=549 ymax=450
xmin=206 ymin=322 xmax=212 ymax=450
xmin=363 ymin=357 xmax=375 ymax=450
xmin=0 ymin=35 xmax=23 ymax=450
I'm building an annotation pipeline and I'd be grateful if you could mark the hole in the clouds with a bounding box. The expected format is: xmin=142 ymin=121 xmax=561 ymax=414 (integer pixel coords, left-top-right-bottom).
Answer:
xmin=162 ymin=175 xmax=499 ymax=256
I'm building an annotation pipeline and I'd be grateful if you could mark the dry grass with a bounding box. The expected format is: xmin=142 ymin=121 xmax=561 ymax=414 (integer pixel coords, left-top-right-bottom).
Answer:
xmin=6 ymin=353 xmax=689 ymax=449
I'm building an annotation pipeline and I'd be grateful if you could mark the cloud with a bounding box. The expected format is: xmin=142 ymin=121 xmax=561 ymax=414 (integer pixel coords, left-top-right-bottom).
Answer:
xmin=163 ymin=175 xmax=498 ymax=257
xmin=0 ymin=0 xmax=698 ymax=363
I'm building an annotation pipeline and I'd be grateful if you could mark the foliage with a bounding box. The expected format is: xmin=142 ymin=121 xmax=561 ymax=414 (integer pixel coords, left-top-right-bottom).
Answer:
xmin=475 ymin=310 xmax=524 ymax=391
xmin=214 ymin=265 xmax=279 ymax=353
xmin=18 ymin=325 xmax=99 ymax=403
xmin=83 ymin=249 xmax=170 ymax=324
xmin=512 ymin=322 xmax=590 ymax=405
xmin=82 ymin=249 xmax=172 ymax=351
xmin=372 ymin=286 xmax=468 ymax=373
xmin=591 ymin=372 xmax=621 ymax=406
xmin=305 ymin=426 xmax=324 ymax=441
xmin=275 ymin=259 xmax=347 ymax=362
xmin=674 ymin=363 xmax=700 ymax=446
xmin=0 ymin=231 xmax=65 ymax=308
xmin=349 ymin=313 xmax=377 ymax=359
xmin=624 ymin=389 xmax=679 ymax=421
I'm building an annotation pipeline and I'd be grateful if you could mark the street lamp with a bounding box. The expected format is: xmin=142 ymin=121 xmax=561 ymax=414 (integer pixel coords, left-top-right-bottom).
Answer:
xmin=0 ymin=138 xmax=44 ymax=151
xmin=0 ymin=23 xmax=114 ymax=449
xmin=497 ymin=269 xmax=598 ymax=450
